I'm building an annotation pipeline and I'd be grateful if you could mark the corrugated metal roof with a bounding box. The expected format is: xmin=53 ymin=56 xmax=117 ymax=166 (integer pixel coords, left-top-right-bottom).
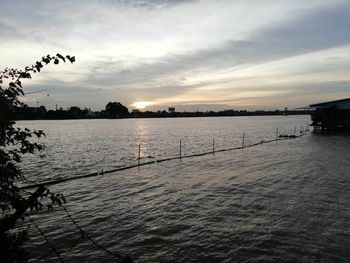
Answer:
xmin=309 ymin=98 xmax=350 ymax=109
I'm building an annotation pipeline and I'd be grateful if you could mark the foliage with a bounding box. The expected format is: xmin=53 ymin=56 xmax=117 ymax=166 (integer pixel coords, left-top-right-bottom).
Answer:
xmin=105 ymin=102 xmax=129 ymax=117
xmin=0 ymin=54 xmax=75 ymax=261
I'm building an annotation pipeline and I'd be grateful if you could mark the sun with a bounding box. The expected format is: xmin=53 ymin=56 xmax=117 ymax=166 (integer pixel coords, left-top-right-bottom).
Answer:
xmin=132 ymin=101 xmax=155 ymax=110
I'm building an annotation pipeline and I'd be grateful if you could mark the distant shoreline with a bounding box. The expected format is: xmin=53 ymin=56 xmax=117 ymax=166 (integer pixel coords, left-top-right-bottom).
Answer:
xmin=14 ymin=110 xmax=311 ymax=121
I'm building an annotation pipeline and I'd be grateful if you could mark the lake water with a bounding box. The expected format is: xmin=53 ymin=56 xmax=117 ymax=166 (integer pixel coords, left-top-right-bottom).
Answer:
xmin=17 ymin=116 xmax=350 ymax=262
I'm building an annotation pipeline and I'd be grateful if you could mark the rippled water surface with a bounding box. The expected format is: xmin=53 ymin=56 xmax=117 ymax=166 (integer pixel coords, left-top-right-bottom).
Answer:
xmin=17 ymin=116 xmax=350 ymax=262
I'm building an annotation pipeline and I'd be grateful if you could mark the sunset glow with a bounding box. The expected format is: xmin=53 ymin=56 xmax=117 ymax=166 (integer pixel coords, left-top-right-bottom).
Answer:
xmin=132 ymin=101 xmax=155 ymax=110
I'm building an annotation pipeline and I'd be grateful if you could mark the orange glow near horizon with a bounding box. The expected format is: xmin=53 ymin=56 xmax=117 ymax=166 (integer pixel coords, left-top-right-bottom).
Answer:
xmin=132 ymin=101 xmax=155 ymax=110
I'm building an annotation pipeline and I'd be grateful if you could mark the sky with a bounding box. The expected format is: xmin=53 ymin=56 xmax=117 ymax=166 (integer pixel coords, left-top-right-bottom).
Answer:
xmin=1 ymin=0 xmax=350 ymax=111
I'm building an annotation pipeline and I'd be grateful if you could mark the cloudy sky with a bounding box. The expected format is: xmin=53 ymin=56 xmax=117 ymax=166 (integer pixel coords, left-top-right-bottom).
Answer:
xmin=1 ymin=0 xmax=350 ymax=111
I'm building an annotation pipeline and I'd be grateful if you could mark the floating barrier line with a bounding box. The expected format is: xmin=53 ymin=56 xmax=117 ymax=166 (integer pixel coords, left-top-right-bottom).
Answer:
xmin=19 ymin=135 xmax=306 ymax=190
xmin=59 ymin=205 xmax=132 ymax=262
xmin=26 ymin=214 xmax=65 ymax=263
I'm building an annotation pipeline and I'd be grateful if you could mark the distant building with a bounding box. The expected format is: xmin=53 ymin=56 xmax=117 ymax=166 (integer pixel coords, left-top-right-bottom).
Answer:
xmin=132 ymin=109 xmax=140 ymax=113
xmin=309 ymin=98 xmax=350 ymax=130
xmin=168 ymin=107 xmax=175 ymax=113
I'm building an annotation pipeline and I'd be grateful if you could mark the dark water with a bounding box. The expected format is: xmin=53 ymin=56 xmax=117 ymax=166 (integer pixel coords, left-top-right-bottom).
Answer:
xmin=17 ymin=116 xmax=309 ymax=183
xmin=17 ymin=116 xmax=350 ymax=262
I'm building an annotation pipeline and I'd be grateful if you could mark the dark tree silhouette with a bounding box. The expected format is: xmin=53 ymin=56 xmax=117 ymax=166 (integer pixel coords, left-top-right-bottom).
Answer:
xmin=68 ymin=106 xmax=83 ymax=118
xmin=0 ymin=54 xmax=74 ymax=262
xmin=105 ymin=102 xmax=129 ymax=118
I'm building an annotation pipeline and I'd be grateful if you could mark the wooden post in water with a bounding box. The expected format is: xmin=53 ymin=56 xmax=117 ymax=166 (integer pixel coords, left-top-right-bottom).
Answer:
xmin=138 ymin=144 xmax=141 ymax=167
xmin=212 ymin=139 xmax=215 ymax=156
xmin=276 ymin=128 xmax=279 ymax=142
xmin=180 ymin=140 xmax=182 ymax=161
xmin=294 ymin=126 xmax=296 ymax=137
xmin=242 ymin=132 xmax=245 ymax=149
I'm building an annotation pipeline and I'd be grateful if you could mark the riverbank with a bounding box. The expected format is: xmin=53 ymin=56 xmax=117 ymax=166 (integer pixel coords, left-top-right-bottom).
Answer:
xmin=14 ymin=109 xmax=311 ymax=121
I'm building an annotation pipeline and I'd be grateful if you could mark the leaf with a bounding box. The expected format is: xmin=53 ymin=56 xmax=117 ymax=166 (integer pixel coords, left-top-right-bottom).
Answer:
xmin=54 ymin=59 xmax=59 ymax=64
xmin=42 ymin=57 xmax=50 ymax=64
xmin=56 ymin=53 xmax=66 ymax=62
xmin=20 ymin=72 xmax=31 ymax=79
xmin=66 ymin=55 xmax=76 ymax=63
xmin=36 ymin=61 xmax=43 ymax=68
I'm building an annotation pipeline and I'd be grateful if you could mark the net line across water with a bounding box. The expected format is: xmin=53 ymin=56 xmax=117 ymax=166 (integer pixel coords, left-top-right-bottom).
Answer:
xmin=19 ymin=130 xmax=309 ymax=190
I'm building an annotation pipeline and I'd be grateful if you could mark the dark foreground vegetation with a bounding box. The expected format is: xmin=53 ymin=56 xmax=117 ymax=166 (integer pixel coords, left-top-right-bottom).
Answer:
xmin=1 ymin=54 xmax=73 ymax=262
xmin=1 ymin=55 xmax=133 ymax=262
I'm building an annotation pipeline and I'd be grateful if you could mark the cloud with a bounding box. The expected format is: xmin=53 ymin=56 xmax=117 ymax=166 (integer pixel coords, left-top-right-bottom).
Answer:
xmin=106 ymin=0 xmax=350 ymax=80
xmin=74 ymin=2 xmax=350 ymax=108
xmin=22 ymin=81 xmax=112 ymax=110
xmin=106 ymin=0 xmax=196 ymax=10
xmin=1 ymin=0 xmax=350 ymax=110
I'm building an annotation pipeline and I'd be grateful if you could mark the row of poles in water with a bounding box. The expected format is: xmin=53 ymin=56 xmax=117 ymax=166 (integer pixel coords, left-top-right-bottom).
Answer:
xmin=136 ymin=125 xmax=310 ymax=167
xmin=21 ymin=125 xmax=310 ymax=190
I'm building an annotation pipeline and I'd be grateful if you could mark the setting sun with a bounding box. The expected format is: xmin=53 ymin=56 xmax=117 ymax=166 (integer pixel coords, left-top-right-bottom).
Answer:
xmin=132 ymin=101 xmax=155 ymax=110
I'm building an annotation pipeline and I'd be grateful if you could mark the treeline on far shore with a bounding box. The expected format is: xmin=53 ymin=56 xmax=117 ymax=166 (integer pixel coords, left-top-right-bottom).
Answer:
xmin=12 ymin=101 xmax=311 ymax=120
